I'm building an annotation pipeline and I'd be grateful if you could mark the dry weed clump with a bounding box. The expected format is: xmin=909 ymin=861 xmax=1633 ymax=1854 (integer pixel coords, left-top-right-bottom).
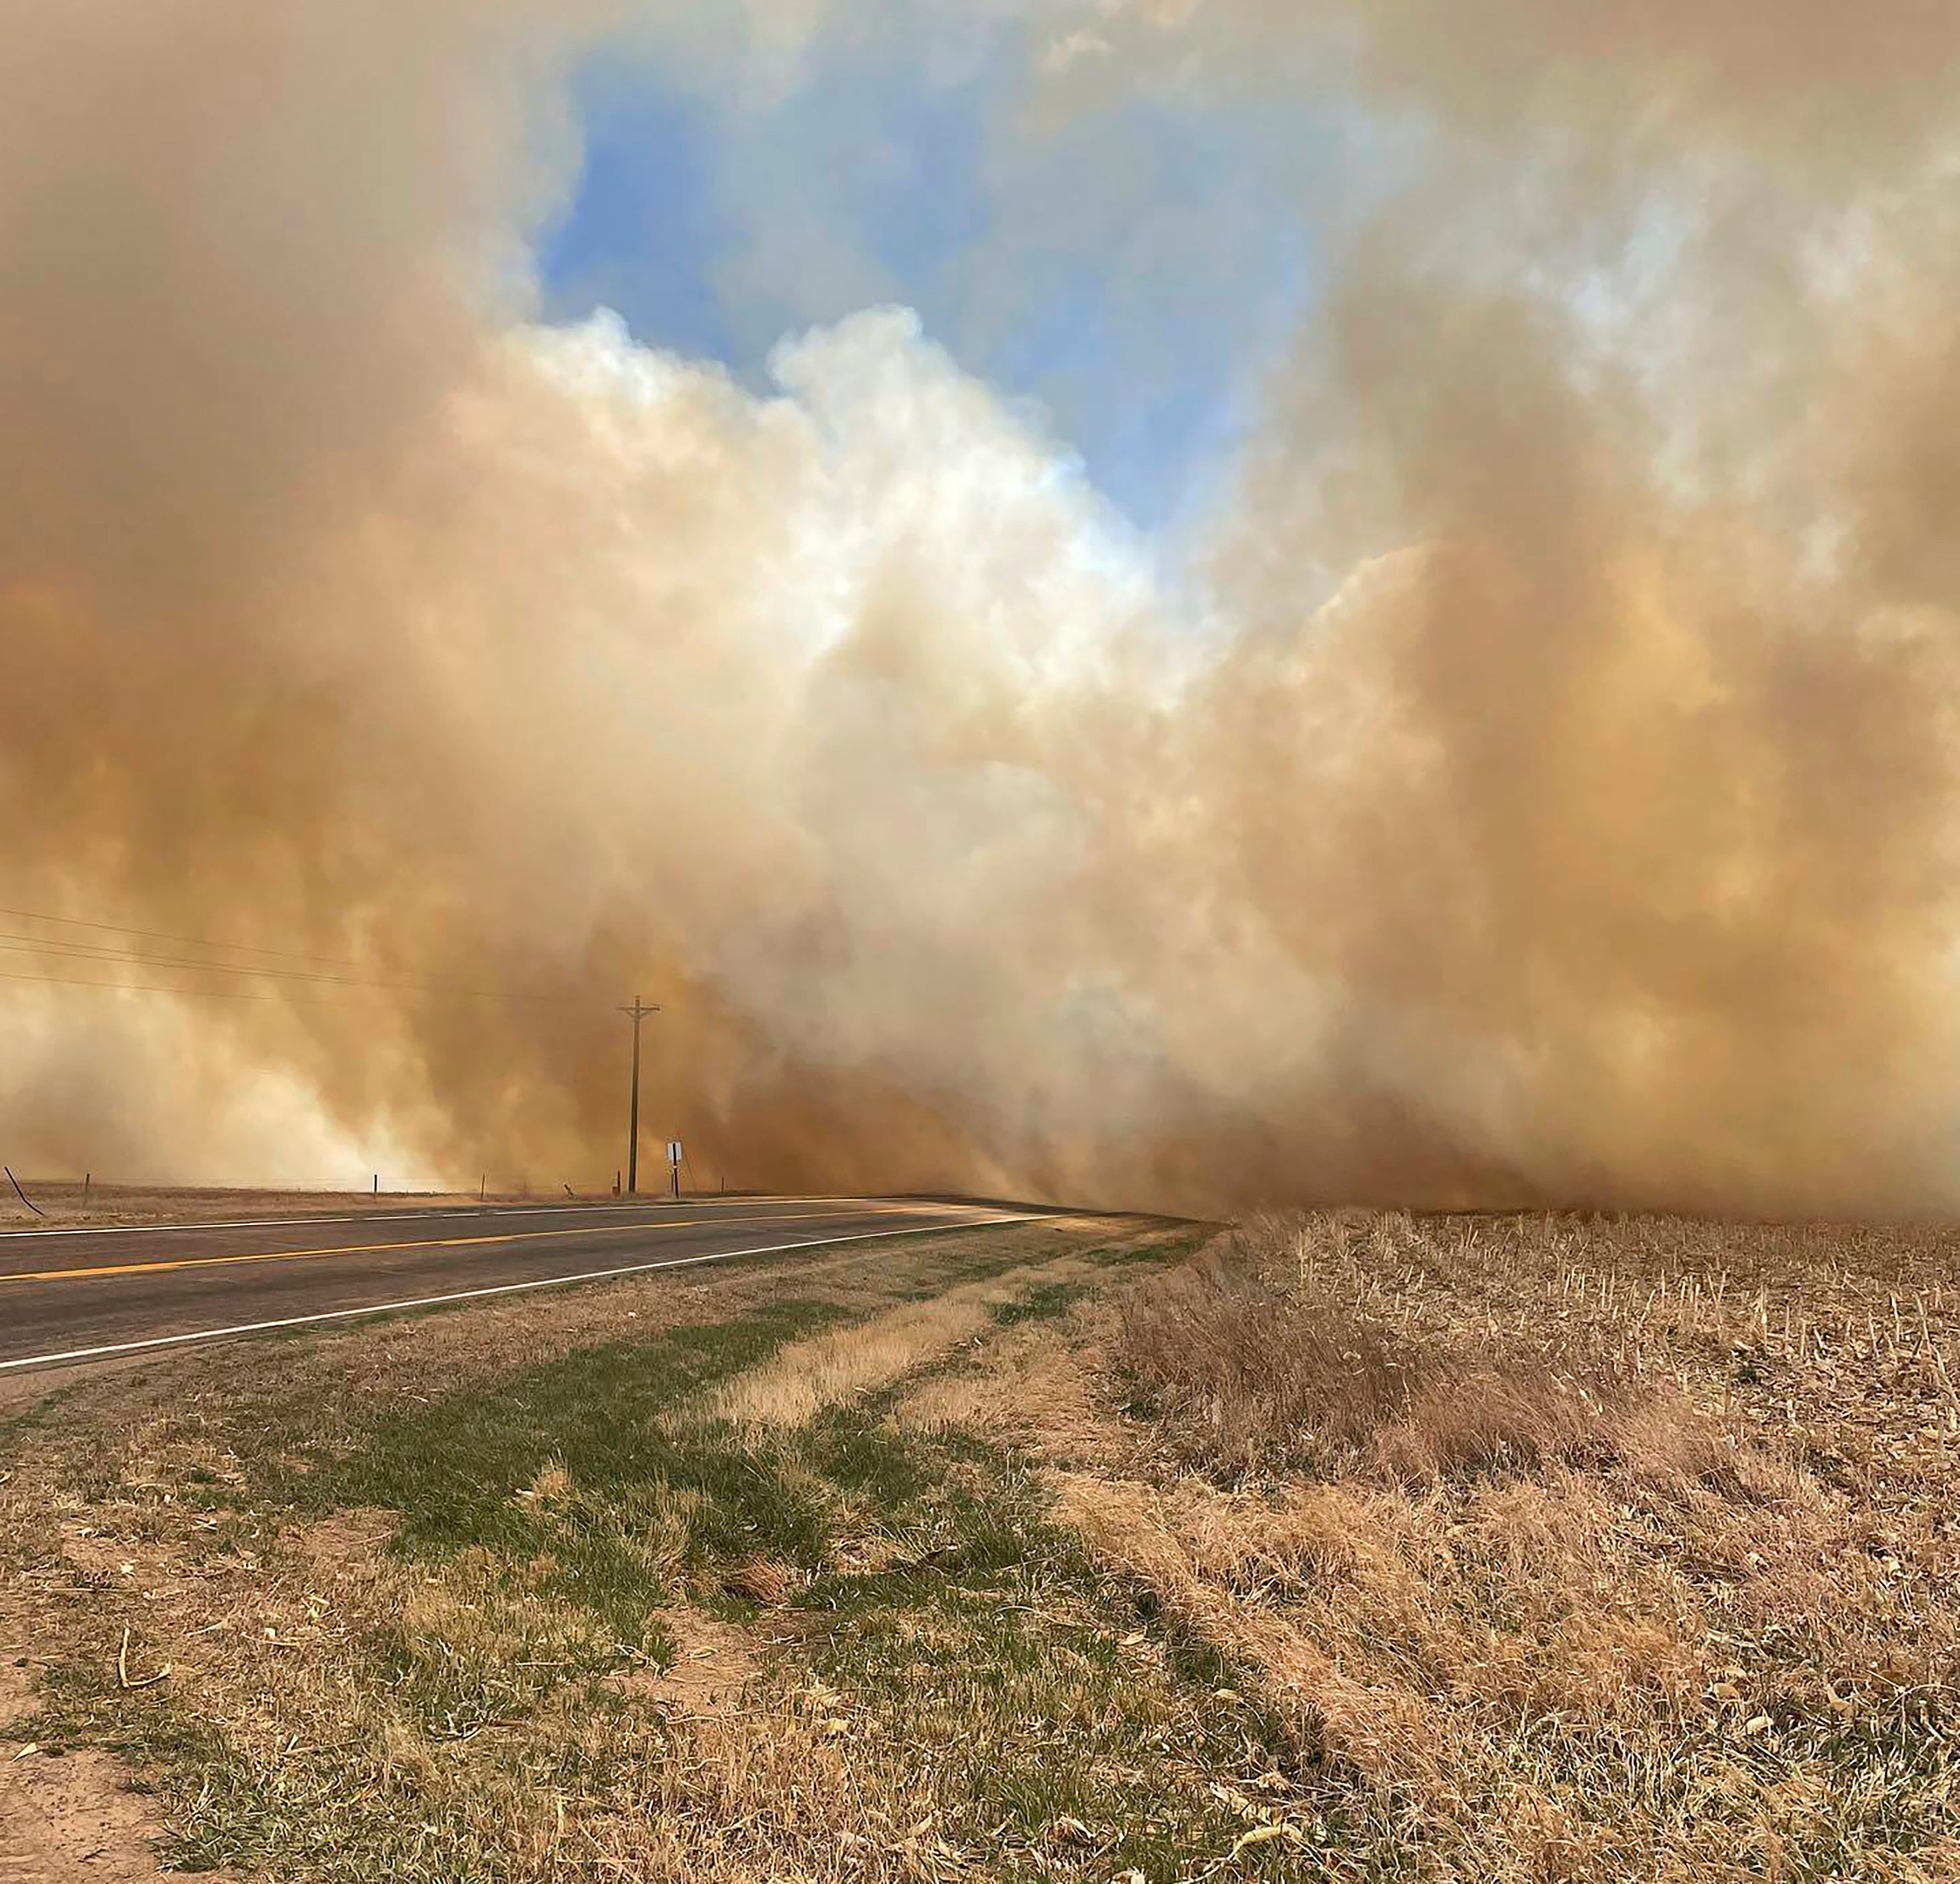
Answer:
xmin=1114 ymin=1230 xmax=1635 ymax=1486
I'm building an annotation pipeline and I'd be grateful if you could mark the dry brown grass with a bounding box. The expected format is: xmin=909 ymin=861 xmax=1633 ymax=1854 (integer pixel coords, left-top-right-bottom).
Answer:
xmin=1113 ymin=1246 xmax=1635 ymax=1484
xmin=896 ymin=1310 xmax=1125 ymax=1466
xmin=706 ymin=1251 xmax=1098 ymax=1427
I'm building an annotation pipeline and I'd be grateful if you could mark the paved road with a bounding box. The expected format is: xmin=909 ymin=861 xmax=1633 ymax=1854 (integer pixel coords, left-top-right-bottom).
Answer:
xmin=0 ymin=1195 xmax=1051 ymax=1375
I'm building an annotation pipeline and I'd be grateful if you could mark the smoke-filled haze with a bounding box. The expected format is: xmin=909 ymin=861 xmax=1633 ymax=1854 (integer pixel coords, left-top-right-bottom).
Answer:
xmin=6 ymin=0 xmax=1960 ymax=1215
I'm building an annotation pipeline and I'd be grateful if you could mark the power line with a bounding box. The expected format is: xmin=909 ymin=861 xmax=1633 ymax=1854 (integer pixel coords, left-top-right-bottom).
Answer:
xmin=0 ymin=904 xmax=363 ymax=968
xmin=0 ymin=933 xmax=370 ymax=986
xmin=0 ymin=932 xmax=587 ymax=1005
xmin=0 ymin=966 xmax=574 ymax=1011
xmin=0 ymin=966 xmax=355 ymax=1003
xmin=0 ymin=905 xmax=589 ymax=1002
xmin=0 ymin=936 xmax=576 ymax=1002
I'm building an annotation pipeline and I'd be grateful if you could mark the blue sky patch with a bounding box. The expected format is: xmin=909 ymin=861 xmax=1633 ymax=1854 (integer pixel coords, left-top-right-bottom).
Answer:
xmin=537 ymin=31 xmax=1329 ymax=531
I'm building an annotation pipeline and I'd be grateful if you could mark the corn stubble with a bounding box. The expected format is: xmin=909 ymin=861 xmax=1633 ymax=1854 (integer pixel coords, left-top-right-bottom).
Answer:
xmin=1099 ymin=1211 xmax=1960 ymax=1878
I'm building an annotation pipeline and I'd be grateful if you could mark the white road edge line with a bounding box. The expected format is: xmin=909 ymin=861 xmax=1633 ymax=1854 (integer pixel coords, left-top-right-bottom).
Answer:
xmin=0 ymin=1213 xmax=1057 ymax=1373
xmin=0 ymin=1195 xmax=924 ymax=1244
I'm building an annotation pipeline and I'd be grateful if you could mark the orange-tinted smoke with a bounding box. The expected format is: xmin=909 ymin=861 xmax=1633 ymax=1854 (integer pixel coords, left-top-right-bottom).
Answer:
xmin=5 ymin=0 xmax=1960 ymax=1215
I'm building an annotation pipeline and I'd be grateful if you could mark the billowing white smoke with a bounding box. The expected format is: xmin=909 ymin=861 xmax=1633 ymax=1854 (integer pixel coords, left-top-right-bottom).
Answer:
xmin=7 ymin=0 xmax=1960 ymax=1216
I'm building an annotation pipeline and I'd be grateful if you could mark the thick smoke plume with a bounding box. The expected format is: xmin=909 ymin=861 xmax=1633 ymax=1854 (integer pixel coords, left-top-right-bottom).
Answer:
xmin=6 ymin=0 xmax=1960 ymax=1215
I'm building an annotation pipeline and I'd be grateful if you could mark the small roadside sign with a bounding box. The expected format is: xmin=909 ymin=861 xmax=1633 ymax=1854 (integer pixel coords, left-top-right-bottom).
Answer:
xmin=667 ymin=1140 xmax=683 ymax=1166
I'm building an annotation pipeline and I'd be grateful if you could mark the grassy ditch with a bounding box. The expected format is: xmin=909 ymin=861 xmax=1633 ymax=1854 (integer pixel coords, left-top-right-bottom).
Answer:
xmin=3 ymin=1216 xmax=1254 ymax=1882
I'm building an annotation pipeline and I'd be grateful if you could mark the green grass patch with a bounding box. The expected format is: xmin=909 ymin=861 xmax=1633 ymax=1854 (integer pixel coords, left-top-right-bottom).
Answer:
xmin=779 ymin=1415 xmax=1316 ymax=1880
xmin=991 ymin=1278 xmax=1091 ymax=1325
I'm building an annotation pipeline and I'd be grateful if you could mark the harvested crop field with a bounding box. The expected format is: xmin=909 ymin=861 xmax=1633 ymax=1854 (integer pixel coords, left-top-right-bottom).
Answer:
xmin=1 ymin=1209 xmax=1955 ymax=1880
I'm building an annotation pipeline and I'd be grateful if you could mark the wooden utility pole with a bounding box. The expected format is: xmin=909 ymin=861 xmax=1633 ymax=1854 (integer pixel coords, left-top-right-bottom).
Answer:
xmin=619 ymin=997 xmax=660 ymax=1194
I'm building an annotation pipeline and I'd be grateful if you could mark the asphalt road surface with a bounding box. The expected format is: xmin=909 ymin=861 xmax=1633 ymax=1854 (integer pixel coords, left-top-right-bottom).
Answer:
xmin=0 ymin=1195 xmax=1053 ymax=1376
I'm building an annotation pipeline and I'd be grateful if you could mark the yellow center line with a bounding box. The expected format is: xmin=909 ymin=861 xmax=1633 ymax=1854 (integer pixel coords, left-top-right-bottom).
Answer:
xmin=0 ymin=1205 xmax=933 ymax=1287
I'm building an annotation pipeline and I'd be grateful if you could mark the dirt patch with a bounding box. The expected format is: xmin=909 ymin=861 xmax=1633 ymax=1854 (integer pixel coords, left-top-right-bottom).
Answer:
xmin=611 ymin=1607 xmax=763 ymax=1721
xmin=0 ymin=1660 xmax=228 ymax=1884
xmin=0 ymin=1660 xmax=29 ymax=1731
xmin=296 ymin=1505 xmax=397 ymax=1578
